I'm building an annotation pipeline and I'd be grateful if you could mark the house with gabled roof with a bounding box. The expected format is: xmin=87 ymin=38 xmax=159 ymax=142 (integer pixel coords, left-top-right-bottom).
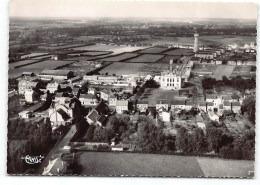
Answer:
xmin=48 ymin=104 xmax=73 ymax=127
xmin=156 ymin=100 xmax=169 ymax=111
xmin=46 ymin=82 xmax=60 ymax=94
xmin=231 ymin=102 xmax=241 ymax=113
xmin=116 ymin=100 xmax=129 ymax=114
xmin=86 ymin=101 xmax=109 ymax=126
xmin=79 ymin=94 xmax=98 ymax=106
xmin=170 ymin=100 xmax=186 ymax=110
xmin=108 ymin=94 xmax=117 ymax=107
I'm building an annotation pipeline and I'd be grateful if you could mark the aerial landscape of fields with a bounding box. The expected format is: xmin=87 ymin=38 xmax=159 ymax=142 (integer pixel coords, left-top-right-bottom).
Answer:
xmin=7 ymin=1 xmax=257 ymax=178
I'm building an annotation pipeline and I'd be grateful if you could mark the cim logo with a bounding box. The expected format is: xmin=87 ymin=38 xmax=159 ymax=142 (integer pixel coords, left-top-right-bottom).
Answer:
xmin=21 ymin=155 xmax=44 ymax=164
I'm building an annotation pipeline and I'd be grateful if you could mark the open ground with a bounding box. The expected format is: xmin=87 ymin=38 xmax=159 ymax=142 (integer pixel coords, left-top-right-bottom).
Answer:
xmin=78 ymin=151 xmax=254 ymax=177
xmin=213 ymin=65 xmax=235 ymax=80
xmin=141 ymin=88 xmax=179 ymax=107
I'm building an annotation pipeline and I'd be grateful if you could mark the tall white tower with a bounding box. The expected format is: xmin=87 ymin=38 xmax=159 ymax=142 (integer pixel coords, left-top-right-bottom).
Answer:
xmin=194 ymin=33 xmax=199 ymax=53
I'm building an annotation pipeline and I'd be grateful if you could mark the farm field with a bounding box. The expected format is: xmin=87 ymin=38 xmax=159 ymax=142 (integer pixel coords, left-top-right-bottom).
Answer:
xmin=141 ymin=88 xmax=180 ymax=107
xmin=79 ymin=152 xmax=254 ymax=177
xmin=138 ymin=47 xmax=169 ymax=54
xmin=9 ymin=68 xmax=44 ymax=78
xmin=61 ymin=61 xmax=110 ymax=76
xmin=31 ymin=55 xmax=52 ymax=60
xmin=140 ymin=35 xmax=256 ymax=47
xmin=197 ymin=157 xmax=254 ymax=177
xmin=230 ymin=66 xmax=254 ymax=78
xmin=163 ymin=48 xmax=194 ymax=56
xmin=38 ymin=43 xmax=86 ymax=50
xmin=98 ymin=53 xmax=140 ymax=62
xmin=72 ymin=44 xmax=148 ymax=54
xmin=20 ymin=52 xmax=48 ymax=59
xmin=99 ymin=62 xmax=146 ymax=76
xmin=126 ymin=54 xmax=165 ymax=63
xmin=213 ymin=65 xmax=235 ymax=80
xmin=79 ymin=152 xmax=203 ymax=177
xmin=9 ymin=59 xmax=41 ymax=69
xmin=157 ymin=55 xmax=181 ymax=63
xmin=18 ymin=59 xmax=76 ymax=70
xmin=67 ymin=51 xmax=112 ymax=57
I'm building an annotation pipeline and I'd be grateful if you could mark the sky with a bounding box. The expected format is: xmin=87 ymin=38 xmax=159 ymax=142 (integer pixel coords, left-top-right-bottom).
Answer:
xmin=9 ymin=0 xmax=258 ymax=20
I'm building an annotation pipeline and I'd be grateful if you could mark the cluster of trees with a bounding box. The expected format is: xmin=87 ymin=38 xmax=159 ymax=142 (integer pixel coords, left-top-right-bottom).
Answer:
xmin=8 ymin=78 xmax=18 ymax=90
xmin=241 ymin=96 xmax=256 ymax=125
xmin=202 ymin=76 xmax=256 ymax=93
xmin=136 ymin=79 xmax=159 ymax=97
xmin=81 ymin=113 xmax=255 ymax=160
xmin=7 ymin=118 xmax=52 ymax=174
xmin=175 ymin=121 xmax=255 ymax=160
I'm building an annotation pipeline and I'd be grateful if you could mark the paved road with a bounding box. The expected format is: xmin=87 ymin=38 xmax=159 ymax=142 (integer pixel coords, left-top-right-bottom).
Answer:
xmin=36 ymin=125 xmax=76 ymax=174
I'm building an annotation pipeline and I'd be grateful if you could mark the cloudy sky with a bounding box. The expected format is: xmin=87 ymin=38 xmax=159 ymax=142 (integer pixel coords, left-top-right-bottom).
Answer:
xmin=9 ymin=0 xmax=257 ymax=19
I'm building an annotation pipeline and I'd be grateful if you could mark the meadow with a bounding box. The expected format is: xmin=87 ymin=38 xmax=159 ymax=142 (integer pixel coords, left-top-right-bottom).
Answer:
xmin=19 ymin=60 xmax=75 ymax=70
xmin=78 ymin=152 xmax=254 ymax=177
xmin=79 ymin=152 xmax=203 ymax=177
xmin=98 ymin=53 xmax=140 ymax=62
xmin=163 ymin=48 xmax=194 ymax=56
xmin=99 ymin=62 xmax=146 ymax=76
xmin=138 ymin=47 xmax=169 ymax=54
xmin=213 ymin=65 xmax=235 ymax=80
xmin=126 ymin=54 xmax=165 ymax=63
xmin=72 ymin=44 xmax=148 ymax=54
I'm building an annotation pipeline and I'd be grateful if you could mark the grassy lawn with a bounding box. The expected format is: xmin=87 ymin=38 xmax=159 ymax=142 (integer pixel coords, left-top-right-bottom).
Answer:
xmin=126 ymin=54 xmax=165 ymax=63
xmin=163 ymin=48 xmax=194 ymax=56
xmin=138 ymin=47 xmax=169 ymax=54
xmin=78 ymin=152 xmax=254 ymax=177
xmin=99 ymin=53 xmax=139 ymax=62
xmin=141 ymin=88 xmax=179 ymax=107
xmin=79 ymin=152 xmax=203 ymax=177
xmin=99 ymin=62 xmax=147 ymax=76
xmin=213 ymin=65 xmax=235 ymax=80
xmin=197 ymin=157 xmax=254 ymax=178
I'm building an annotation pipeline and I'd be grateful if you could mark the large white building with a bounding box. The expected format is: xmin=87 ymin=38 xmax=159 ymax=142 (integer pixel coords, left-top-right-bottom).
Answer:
xmin=160 ymin=61 xmax=183 ymax=90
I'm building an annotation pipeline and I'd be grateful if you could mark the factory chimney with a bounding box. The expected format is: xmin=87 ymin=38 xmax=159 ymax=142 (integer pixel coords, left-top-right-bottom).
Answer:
xmin=194 ymin=33 xmax=199 ymax=53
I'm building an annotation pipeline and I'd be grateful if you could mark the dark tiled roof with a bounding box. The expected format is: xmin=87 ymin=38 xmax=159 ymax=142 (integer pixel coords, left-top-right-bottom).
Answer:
xmin=224 ymin=101 xmax=231 ymax=106
xmin=232 ymin=102 xmax=241 ymax=106
xmin=156 ymin=100 xmax=168 ymax=104
xmin=57 ymin=109 xmax=70 ymax=121
xmin=171 ymin=100 xmax=185 ymax=105
xmin=206 ymin=94 xmax=218 ymax=99
xmin=87 ymin=110 xmax=99 ymax=122
xmin=137 ymin=100 xmax=148 ymax=104
xmin=97 ymin=115 xmax=107 ymax=126
xmin=95 ymin=101 xmax=110 ymax=115
xmin=79 ymin=94 xmax=97 ymax=99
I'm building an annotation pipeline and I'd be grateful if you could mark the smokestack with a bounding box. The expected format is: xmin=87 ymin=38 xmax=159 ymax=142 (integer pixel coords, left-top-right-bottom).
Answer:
xmin=194 ymin=33 xmax=199 ymax=53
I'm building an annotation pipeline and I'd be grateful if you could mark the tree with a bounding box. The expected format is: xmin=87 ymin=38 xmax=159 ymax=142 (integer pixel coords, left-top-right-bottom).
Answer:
xmin=175 ymin=126 xmax=189 ymax=152
xmin=242 ymin=96 xmax=255 ymax=124
xmin=206 ymin=123 xmax=224 ymax=153
xmin=135 ymin=120 xmax=165 ymax=151
xmin=202 ymin=78 xmax=216 ymax=89
xmin=85 ymin=125 xmax=95 ymax=141
xmin=193 ymin=128 xmax=207 ymax=153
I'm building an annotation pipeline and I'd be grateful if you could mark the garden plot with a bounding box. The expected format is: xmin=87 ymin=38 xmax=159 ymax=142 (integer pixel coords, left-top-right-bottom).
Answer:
xmin=126 ymin=54 xmax=165 ymax=63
